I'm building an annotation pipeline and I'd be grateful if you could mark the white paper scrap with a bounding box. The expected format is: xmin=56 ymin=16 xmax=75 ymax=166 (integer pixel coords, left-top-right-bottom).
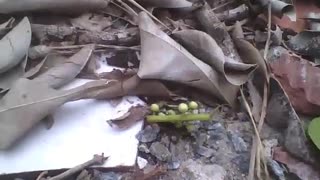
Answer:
xmin=0 ymin=79 xmax=144 ymax=174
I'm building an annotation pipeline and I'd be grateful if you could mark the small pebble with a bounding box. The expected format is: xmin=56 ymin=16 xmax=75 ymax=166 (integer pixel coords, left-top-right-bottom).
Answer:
xmin=167 ymin=160 xmax=181 ymax=170
xmin=136 ymin=124 xmax=160 ymax=143
xmin=138 ymin=144 xmax=150 ymax=153
xmin=229 ymin=132 xmax=248 ymax=153
xmin=150 ymin=142 xmax=172 ymax=162
xmin=196 ymin=145 xmax=215 ymax=158
xmin=137 ymin=156 xmax=148 ymax=169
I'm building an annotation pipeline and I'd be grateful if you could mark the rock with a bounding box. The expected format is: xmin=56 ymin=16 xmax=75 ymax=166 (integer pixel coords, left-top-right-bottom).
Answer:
xmin=265 ymin=92 xmax=290 ymax=129
xmin=228 ymin=132 xmax=248 ymax=153
xmin=195 ymin=132 xmax=208 ymax=146
xmin=167 ymin=160 xmax=181 ymax=170
xmin=137 ymin=156 xmax=148 ymax=169
xmin=99 ymin=172 xmax=122 ymax=180
xmin=178 ymin=160 xmax=226 ymax=180
xmin=231 ymin=154 xmax=250 ymax=174
xmin=170 ymin=136 xmax=178 ymax=143
xmin=138 ymin=143 xmax=150 ymax=153
xmin=268 ymin=159 xmax=285 ymax=180
xmin=136 ymin=124 xmax=160 ymax=143
xmin=202 ymin=121 xmax=224 ymax=131
xmin=263 ymin=139 xmax=278 ymax=158
xmin=161 ymin=135 xmax=170 ymax=147
xmin=150 ymin=142 xmax=172 ymax=162
xmin=285 ymin=119 xmax=316 ymax=164
xmin=195 ymin=145 xmax=215 ymax=158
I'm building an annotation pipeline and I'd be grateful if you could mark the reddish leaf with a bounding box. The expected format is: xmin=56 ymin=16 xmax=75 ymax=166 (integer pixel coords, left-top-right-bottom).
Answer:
xmin=269 ymin=53 xmax=320 ymax=115
xmin=273 ymin=147 xmax=320 ymax=180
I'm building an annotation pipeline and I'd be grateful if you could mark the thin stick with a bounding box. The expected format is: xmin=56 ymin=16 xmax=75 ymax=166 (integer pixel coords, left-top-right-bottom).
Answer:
xmin=240 ymin=89 xmax=265 ymax=180
xmin=48 ymin=44 xmax=140 ymax=51
xmin=48 ymin=154 xmax=108 ymax=180
xmin=147 ymin=114 xmax=212 ymax=123
xmin=211 ymin=1 xmax=235 ymax=12
xmin=114 ymin=0 xmax=138 ymax=17
xmin=126 ymin=0 xmax=172 ymax=31
xmin=36 ymin=171 xmax=48 ymax=180
xmin=110 ymin=0 xmax=133 ymax=15
xmin=263 ymin=2 xmax=272 ymax=60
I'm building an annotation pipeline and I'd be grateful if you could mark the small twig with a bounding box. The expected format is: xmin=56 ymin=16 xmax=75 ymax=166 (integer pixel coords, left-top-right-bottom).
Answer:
xmin=126 ymin=0 xmax=172 ymax=31
xmin=210 ymin=1 xmax=235 ymax=12
xmin=263 ymin=2 xmax=272 ymax=60
xmin=113 ymin=0 xmax=138 ymax=17
xmin=48 ymin=154 xmax=108 ymax=180
xmin=50 ymin=44 xmax=140 ymax=51
xmin=36 ymin=171 xmax=48 ymax=180
xmin=147 ymin=114 xmax=212 ymax=123
xmin=240 ymin=89 xmax=265 ymax=180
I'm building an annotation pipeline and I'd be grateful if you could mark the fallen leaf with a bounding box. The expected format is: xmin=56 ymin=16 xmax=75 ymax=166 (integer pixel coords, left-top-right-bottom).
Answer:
xmin=308 ymin=117 xmax=320 ymax=150
xmin=137 ymin=12 xmax=239 ymax=107
xmin=31 ymin=24 xmax=76 ymax=43
xmin=32 ymin=45 xmax=94 ymax=89
xmin=0 ymin=0 xmax=110 ymax=14
xmin=173 ymin=29 xmax=256 ymax=85
xmin=0 ymin=78 xmax=108 ymax=149
xmin=136 ymin=0 xmax=192 ymax=8
xmin=0 ymin=17 xmax=15 ymax=29
xmin=108 ymin=105 xmax=149 ymax=129
xmin=286 ymin=31 xmax=320 ymax=58
xmin=269 ymin=53 xmax=320 ymax=115
xmin=273 ymin=147 xmax=320 ymax=180
xmin=0 ymin=17 xmax=31 ymax=73
xmin=70 ymin=13 xmax=112 ymax=32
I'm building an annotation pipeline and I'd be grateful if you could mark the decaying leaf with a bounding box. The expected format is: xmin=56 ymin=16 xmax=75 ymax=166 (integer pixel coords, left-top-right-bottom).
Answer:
xmin=31 ymin=24 xmax=76 ymax=43
xmin=173 ymin=29 xmax=256 ymax=85
xmin=108 ymin=105 xmax=149 ymax=129
xmin=70 ymin=13 xmax=112 ymax=32
xmin=308 ymin=117 xmax=320 ymax=150
xmin=136 ymin=0 xmax=192 ymax=8
xmin=0 ymin=17 xmax=31 ymax=73
xmin=286 ymin=31 xmax=320 ymax=58
xmin=0 ymin=0 xmax=110 ymax=14
xmin=32 ymin=45 xmax=94 ymax=89
xmin=269 ymin=53 xmax=320 ymax=115
xmin=0 ymin=78 xmax=108 ymax=149
xmin=273 ymin=147 xmax=320 ymax=180
xmin=137 ymin=12 xmax=239 ymax=106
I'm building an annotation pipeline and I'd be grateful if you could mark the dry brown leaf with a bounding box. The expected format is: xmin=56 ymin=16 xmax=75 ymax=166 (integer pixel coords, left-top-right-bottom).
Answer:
xmin=32 ymin=45 xmax=94 ymax=89
xmin=269 ymin=53 xmax=320 ymax=115
xmin=137 ymin=12 xmax=239 ymax=107
xmin=273 ymin=147 xmax=320 ymax=180
xmin=0 ymin=0 xmax=110 ymax=14
xmin=136 ymin=0 xmax=192 ymax=8
xmin=108 ymin=105 xmax=149 ymax=129
xmin=173 ymin=29 xmax=256 ymax=85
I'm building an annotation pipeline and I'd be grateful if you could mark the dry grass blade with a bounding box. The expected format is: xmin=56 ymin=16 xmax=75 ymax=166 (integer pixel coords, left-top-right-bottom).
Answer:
xmin=240 ymin=89 xmax=268 ymax=180
xmin=264 ymin=2 xmax=272 ymax=60
xmin=126 ymin=0 xmax=171 ymax=31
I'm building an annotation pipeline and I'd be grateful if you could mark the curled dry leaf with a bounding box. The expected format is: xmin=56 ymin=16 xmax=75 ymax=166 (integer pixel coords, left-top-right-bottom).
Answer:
xmin=286 ymin=31 xmax=320 ymax=58
xmin=273 ymin=147 xmax=320 ymax=180
xmin=173 ymin=29 xmax=256 ymax=85
xmin=0 ymin=78 xmax=109 ymax=149
xmin=137 ymin=12 xmax=239 ymax=106
xmin=0 ymin=17 xmax=31 ymax=73
xmin=269 ymin=53 xmax=320 ymax=115
xmin=108 ymin=105 xmax=149 ymax=129
xmin=0 ymin=0 xmax=110 ymax=14
xmin=136 ymin=0 xmax=192 ymax=8
xmin=32 ymin=45 xmax=94 ymax=89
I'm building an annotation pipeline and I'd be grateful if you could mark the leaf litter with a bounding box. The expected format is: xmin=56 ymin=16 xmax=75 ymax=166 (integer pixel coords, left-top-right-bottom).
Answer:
xmin=1 ymin=0 xmax=320 ymax=179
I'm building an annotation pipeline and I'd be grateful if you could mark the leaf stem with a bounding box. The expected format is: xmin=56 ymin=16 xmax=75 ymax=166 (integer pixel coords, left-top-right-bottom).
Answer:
xmin=147 ymin=113 xmax=212 ymax=123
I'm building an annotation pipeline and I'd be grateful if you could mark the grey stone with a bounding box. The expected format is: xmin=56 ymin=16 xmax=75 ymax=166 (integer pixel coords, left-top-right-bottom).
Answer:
xmin=231 ymin=154 xmax=250 ymax=174
xmin=171 ymin=136 xmax=178 ymax=143
xmin=196 ymin=132 xmax=207 ymax=146
xmin=229 ymin=132 xmax=248 ymax=153
xmin=268 ymin=159 xmax=285 ymax=180
xmin=178 ymin=160 xmax=226 ymax=180
xmin=150 ymin=142 xmax=171 ymax=162
xmin=136 ymin=124 xmax=160 ymax=143
xmin=161 ymin=135 xmax=170 ymax=147
xmin=138 ymin=143 xmax=150 ymax=153
xmin=99 ymin=172 xmax=121 ymax=180
xmin=195 ymin=145 xmax=215 ymax=158
xmin=285 ymin=119 xmax=316 ymax=164
xmin=167 ymin=160 xmax=181 ymax=170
